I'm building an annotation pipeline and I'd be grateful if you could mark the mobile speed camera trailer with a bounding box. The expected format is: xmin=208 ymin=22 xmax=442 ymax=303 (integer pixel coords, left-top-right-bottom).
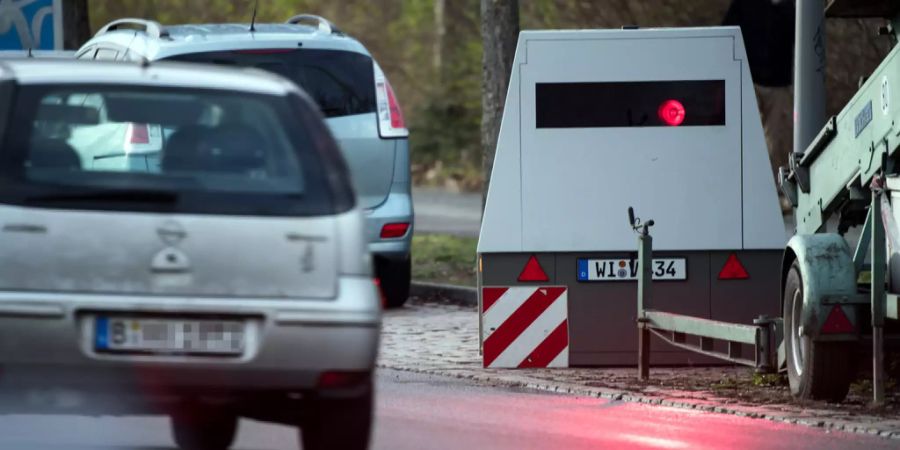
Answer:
xmin=636 ymin=0 xmax=900 ymax=406
xmin=477 ymin=27 xmax=786 ymax=368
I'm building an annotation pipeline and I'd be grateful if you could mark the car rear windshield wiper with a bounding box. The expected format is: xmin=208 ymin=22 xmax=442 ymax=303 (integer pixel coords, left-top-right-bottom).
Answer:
xmin=26 ymin=189 xmax=180 ymax=204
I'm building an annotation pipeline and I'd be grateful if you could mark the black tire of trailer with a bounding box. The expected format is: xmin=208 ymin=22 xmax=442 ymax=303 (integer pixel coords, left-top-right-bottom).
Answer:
xmin=783 ymin=262 xmax=857 ymax=402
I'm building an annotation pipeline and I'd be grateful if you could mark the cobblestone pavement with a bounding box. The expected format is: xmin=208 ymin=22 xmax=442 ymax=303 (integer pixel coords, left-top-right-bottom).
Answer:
xmin=378 ymin=298 xmax=900 ymax=439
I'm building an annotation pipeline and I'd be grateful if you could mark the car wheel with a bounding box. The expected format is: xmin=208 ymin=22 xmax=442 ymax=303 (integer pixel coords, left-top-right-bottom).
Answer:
xmin=301 ymin=382 xmax=373 ymax=450
xmin=171 ymin=407 xmax=238 ymax=450
xmin=377 ymin=257 xmax=411 ymax=308
xmin=783 ymin=262 xmax=856 ymax=402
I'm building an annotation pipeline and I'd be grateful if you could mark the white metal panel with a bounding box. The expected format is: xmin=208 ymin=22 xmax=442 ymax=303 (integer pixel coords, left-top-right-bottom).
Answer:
xmin=735 ymin=33 xmax=788 ymax=250
xmin=520 ymin=32 xmax=741 ymax=251
xmin=478 ymin=27 xmax=786 ymax=253
xmin=8 ymin=60 xmax=295 ymax=96
xmin=477 ymin=34 xmax=526 ymax=253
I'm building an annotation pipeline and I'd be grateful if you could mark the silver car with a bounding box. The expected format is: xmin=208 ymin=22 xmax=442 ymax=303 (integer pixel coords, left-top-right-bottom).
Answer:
xmin=77 ymin=16 xmax=414 ymax=307
xmin=0 ymin=59 xmax=379 ymax=450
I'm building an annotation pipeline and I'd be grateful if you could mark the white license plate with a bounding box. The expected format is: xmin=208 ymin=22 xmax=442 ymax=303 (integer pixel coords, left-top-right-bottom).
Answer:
xmin=577 ymin=258 xmax=687 ymax=281
xmin=95 ymin=317 xmax=245 ymax=355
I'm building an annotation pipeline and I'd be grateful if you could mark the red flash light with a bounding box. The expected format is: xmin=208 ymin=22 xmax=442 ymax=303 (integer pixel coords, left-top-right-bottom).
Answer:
xmin=658 ymin=99 xmax=686 ymax=126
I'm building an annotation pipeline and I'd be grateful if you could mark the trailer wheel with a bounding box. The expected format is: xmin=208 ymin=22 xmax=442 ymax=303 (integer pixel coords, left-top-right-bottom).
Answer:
xmin=783 ymin=262 xmax=855 ymax=402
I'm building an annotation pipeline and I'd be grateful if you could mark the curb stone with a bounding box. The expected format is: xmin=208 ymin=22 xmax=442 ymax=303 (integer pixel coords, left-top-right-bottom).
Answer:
xmin=376 ymin=363 xmax=900 ymax=440
xmin=410 ymin=281 xmax=477 ymax=307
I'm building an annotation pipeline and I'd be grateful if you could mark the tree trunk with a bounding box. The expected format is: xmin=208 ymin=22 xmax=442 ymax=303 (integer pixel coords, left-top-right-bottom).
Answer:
xmin=480 ymin=0 xmax=518 ymax=210
xmin=433 ymin=0 xmax=445 ymax=82
xmin=62 ymin=0 xmax=91 ymax=50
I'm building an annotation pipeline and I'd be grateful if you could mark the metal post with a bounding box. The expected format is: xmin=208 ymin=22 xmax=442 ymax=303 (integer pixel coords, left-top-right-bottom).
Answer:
xmin=853 ymin=210 xmax=873 ymax=273
xmin=793 ymin=0 xmax=827 ymax=155
xmin=871 ymin=192 xmax=886 ymax=406
xmin=637 ymin=232 xmax=652 ymax=380
xmin=753 ymin=315 xmax=774 ymax=373
xmin=477 ymin=255 xmax=484 ymax=356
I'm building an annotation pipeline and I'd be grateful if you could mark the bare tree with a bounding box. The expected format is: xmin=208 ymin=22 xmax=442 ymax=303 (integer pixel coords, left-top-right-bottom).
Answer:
xmin=480 ymin=0 xmax=518 ymax=209
xmin=433 ymin=0 xmax=445 ymax=80
xmin=63 ymin=0 xmax=91 ymax=49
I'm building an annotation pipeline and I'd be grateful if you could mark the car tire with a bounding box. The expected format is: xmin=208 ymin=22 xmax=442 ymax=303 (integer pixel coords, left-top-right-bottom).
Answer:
xmin=377 ymin=257 xmax=411 ymax=308
xmin=171 ymin=407 xmax=238 ymax=450
xmin=783 ymin=262 xmax=856 ymax=402
xmin=301 ymin=382 xmax=373 ymax=450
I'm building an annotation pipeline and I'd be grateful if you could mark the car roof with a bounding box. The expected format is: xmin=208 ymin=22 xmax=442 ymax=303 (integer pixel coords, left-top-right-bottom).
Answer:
xmin=0 ymin=58 xmax=299 ymax=96
xmin=0 ymin=50 xmax=75 ymax=59
xmin=82 ymin=23 xmax=371 ymax=61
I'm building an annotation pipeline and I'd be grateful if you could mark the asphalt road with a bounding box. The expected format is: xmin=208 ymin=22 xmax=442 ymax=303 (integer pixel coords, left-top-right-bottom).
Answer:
xmin=413 ymin=187 xmax=481 ymax=237
xmin=0 ymin=369 xmax=892 ymax=450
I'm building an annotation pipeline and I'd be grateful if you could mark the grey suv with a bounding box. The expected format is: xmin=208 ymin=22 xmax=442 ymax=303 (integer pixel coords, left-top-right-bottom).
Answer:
xmin=0 ymin=58 xmax=379 ymax=450
xmin=77 ymin=16 xmax=414 ymax=307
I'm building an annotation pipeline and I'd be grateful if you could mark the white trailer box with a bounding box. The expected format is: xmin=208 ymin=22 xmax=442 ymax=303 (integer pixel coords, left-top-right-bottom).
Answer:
xmin=478 ymin=27 xmax=786 ymax=368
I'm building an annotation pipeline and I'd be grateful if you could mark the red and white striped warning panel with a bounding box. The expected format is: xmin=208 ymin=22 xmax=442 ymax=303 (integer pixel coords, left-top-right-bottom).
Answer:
xmin=481 ymin=286 xmax=568 ymax=368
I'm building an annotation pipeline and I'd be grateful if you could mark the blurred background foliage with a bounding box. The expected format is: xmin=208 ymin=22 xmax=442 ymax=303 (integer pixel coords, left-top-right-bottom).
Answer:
xmin=88 ymin=1 xmax=892 ymax=191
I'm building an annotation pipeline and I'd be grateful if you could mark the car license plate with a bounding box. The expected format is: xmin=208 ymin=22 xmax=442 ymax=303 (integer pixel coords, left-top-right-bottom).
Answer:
xmin=577 ymin=258 xmax=687 ymax=281
xmin=95 ymin=317 xmax=245 ymax=355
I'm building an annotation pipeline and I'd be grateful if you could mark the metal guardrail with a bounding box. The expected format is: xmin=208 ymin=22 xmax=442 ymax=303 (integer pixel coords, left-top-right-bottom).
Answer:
xmin=629 ymin=207 xmax=782 ymax=380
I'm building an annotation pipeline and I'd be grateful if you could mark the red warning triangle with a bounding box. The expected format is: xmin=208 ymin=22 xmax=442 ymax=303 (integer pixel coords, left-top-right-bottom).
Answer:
xmin=821 ymin=306 xmax=855 ymax=334
xmin=518 ymin=255 xmax=549 ymax=282
xmin=718 ymin=253 xmax=749 ymax=280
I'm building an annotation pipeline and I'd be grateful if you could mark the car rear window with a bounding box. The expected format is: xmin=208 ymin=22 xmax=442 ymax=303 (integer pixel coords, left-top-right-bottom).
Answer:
xmin=169 ymin=49 xmax=376 ymax=119
xmin=0 ymin=84 xmax=354 ymax=216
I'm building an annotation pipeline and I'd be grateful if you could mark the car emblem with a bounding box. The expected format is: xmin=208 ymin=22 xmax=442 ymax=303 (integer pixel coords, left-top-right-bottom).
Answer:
xmin=157 ymin=220 xmax=187 ymax=246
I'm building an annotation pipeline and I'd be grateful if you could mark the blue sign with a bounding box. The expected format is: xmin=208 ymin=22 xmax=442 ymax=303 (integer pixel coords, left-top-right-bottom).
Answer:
xmin=854 ymin=100 xmax=873 ymax=138
xmin=0 ymin=0 xmax=62 ymax=50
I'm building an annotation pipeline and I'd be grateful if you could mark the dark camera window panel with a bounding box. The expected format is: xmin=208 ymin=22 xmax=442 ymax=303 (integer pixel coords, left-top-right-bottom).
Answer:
xmin=535 ymin=80 xmax=726 ymax=128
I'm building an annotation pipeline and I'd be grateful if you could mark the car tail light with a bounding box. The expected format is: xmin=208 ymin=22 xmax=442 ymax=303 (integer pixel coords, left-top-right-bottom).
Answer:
xmin=380 ymin=223 xmax=410 ymax=239
xmin=127 ymin=123 xmax=150 ymax=144
xmin=317 ymin=371 xmax=369 ymax=389
xmin=374 ymin=62 xmax=408 ymax=138
xmin=386 ymin=82 xmax=405 ymax=128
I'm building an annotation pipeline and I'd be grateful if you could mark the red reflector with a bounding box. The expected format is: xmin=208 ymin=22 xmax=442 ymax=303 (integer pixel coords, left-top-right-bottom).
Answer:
xmin=658 ymin=99 xmax=686 ymax=126
xmin=518 ymin=255 xmax=549 ymax=282
xmin=718 ymin=253 xmax=749 ymax=280
xmin=317 ymin=371 xmax=368 ymax=389
xmin=385 ymin=81 xmax=405 ymax=129
xmin=821 ymin=305 xmax=855 ymax=334
xmin=380 ymin=223 xmax=410 ymax=239
xmin=129 ymin=123 xmax=149 ymax=144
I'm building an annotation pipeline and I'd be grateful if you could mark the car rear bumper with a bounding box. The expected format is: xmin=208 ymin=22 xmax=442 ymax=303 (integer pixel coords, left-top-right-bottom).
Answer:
xmin=366 ymin=186 xmax=413 ymax=259
xmin=0 ymin=276 xmax=380 ymax=412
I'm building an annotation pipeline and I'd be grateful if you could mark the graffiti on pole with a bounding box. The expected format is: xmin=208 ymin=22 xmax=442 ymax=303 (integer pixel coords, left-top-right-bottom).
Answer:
xmin=0 ymin=0 xmax=62 ymax=50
